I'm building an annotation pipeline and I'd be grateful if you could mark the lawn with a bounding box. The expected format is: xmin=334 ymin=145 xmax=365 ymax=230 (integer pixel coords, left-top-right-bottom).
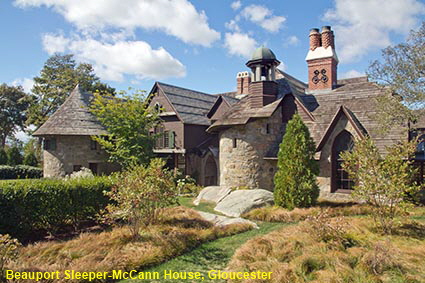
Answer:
xmin=120 ymin=222 xmax=285 ymax=283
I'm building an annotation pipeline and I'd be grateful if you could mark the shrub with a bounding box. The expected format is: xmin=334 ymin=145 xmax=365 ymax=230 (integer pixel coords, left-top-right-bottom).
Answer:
xmin=176 ymin=174 xmax=202 ymax=196
xmin=23 ymin=152 xmax=38 ymax=167
xmin=274 ymin=114 xmax=319 ymax=210
xmin=0 ymin=234 xmax=21 ymax=281
xmin=104 ymin=159 xmax=178 ymax=239
xmin=0 ymin=165 xmax=42 ymax=180
xmin=68 ymin=167 xmax=94 ymax=179
xmin=0 ymin=177 xmax=113 ymax=241
xmin=341 ymin=138 xmax=420 ymax=234
xmin=6 ymin=146 xmax=23 ymax=166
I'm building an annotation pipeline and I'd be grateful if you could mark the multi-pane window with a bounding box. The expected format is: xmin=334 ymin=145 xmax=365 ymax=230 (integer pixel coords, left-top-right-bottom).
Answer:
xmin=332 ymin=130 xmax=355 ymax=192
xmin=154 ymin=127 xmax=175 ymax=149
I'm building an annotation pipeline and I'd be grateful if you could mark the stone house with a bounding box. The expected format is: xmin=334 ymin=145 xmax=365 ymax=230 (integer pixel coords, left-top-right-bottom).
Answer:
xmin=33 ymin=86 xmax=121 ymax=177
xmin=34 ymin=26 xmax=424 ymax=199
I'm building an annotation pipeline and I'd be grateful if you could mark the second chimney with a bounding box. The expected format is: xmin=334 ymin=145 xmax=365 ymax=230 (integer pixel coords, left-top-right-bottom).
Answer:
xmin=321 ymin=26 xmax=335 ymax=49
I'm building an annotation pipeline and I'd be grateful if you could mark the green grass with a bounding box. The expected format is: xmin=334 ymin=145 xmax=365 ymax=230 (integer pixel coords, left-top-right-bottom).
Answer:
xmin=120 ymin=222 xmax=286 ymax=283
xmin=178 ymin=196 xmax=225 ymax=215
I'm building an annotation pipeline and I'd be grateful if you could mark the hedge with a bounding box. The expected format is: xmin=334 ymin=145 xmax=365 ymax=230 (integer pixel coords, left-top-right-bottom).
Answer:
xmin=0 ymin=177 xmax=114 ymax=241
xmin=0 ymin=165 xmax=43 ymax=180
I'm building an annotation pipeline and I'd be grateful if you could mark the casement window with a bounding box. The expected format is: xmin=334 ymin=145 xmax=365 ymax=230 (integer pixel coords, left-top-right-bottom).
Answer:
xmin=233 ymin=138 xmax=237 ymax=148
xmin=43 ymin=138 xmax=57 ymax=150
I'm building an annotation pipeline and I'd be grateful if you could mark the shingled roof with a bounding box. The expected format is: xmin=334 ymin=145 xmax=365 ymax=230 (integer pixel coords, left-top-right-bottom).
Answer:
xmin=298 ymin=77 xmax=406 ymax=154
xmin=33 ymin=85 xmax=107 ymax=136
xmin=155 ymin=82 xmax=217 ymax=126
xmin=206 ymin=70 xmax=303 ymax=132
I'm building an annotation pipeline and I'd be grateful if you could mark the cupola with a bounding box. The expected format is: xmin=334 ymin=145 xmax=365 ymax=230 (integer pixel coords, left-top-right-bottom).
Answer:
xmin=246 ymin=47 xmax=280 ymax=108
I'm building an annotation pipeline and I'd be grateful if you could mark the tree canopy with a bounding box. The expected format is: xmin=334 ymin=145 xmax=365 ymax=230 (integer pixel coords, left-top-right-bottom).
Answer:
xmin=274 ymin=113 xmax=319 ymax=210
xmin=27 ymin=54 xmax=115 ymax=127
xmin=0 ymin=84 xmax=31 ymax=147
xmin=368 ymin=22 xmax=425 ymax=132
xmin=89 ymin=90 xmax=160 ymax=168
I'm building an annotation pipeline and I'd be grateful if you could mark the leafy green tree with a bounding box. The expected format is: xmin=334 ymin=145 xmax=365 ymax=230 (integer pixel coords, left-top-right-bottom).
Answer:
xmin=341 ymin=138 xmax=419 ymax=234
xmin=0 ymin=84 xmax=31 ymax=147
xmin=22 ymin=138 xmax=41 ymax=167
xmin=27 ymin=54 xmax=115 ymax=127
xmin=104 ymin=159 xmax=177 ymax=238
xmin=6 ymin=146 xmax=23 ymax=166
xmin=0 ymin=148 xmax=7 ymax=165
xmin=274 ymin=114 xmax=319 ymax=210
xmin=368 ymin=22 xmax=425 ymax=133
xmin=90 ymin=89 xmax=159 ymax=168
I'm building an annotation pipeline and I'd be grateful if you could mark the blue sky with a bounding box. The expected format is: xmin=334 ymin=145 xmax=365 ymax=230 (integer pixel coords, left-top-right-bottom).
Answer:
xmin=2 ymin=0 xmax=425 ymax=96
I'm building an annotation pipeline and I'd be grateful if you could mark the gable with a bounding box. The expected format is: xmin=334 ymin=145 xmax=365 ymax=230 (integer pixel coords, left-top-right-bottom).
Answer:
xmin=316 ymin=106 xmax=367 ymax=152
xmin=207 ymin=96 xmax=231 ymax=121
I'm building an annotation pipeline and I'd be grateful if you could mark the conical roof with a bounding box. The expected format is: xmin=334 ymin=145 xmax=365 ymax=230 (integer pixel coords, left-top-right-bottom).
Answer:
xmin=33 ymin=85 xmax=107 ymax=136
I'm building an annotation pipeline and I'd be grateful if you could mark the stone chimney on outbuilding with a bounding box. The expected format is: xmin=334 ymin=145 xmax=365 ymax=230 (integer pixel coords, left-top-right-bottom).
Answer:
xmin=306 ymin=26 xmax=338 ymax=92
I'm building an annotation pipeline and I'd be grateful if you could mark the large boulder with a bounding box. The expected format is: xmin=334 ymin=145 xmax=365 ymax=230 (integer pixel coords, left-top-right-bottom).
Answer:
xmin=197 ymin=211 xmax=258 ymax=229
xmin=214 ymin=189 xmax=274 ymax=217
xmin=193 ymin=186 xmax=232 ymax=205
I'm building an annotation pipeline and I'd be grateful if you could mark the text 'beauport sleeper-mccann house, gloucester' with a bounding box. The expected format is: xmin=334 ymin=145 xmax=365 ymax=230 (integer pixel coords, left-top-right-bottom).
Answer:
xmin=34 ymin=26 xmax=425 ymax=200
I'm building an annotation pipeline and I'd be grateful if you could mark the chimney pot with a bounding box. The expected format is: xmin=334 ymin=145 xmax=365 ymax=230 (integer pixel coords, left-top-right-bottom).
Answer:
xmin=321 ymin=26 xmax=334 ymax=49
xmin=309 ymin=28 xmax=321 ymax=51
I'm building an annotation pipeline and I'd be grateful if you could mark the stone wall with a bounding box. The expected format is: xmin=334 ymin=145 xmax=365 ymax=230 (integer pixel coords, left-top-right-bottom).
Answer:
xmin=219 ymin=109 xmax=283 ymax=190
xmin=43 ymin=135 xmax=120 ymax=178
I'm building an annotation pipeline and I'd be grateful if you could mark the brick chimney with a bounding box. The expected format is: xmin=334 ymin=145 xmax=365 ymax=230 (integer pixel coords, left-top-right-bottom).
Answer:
xmin=236 ymin=71 xmax=251 ymax=97
xmin=306 ymin=26 xmax=338 ymax=92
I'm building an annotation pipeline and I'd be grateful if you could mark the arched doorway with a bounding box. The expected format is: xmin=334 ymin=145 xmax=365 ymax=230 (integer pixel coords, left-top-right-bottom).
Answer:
xmin=204 ymin=155 xmax=218 ymax=186
xmin=331 ymin=130 xmax=355 ymax=193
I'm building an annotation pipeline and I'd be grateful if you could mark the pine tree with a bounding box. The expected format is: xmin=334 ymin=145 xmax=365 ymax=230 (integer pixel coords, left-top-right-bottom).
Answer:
xmin=274 ymin=113 xmax=319 ymax=210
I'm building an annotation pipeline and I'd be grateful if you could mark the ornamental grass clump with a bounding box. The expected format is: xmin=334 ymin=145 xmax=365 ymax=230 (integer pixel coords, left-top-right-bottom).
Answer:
xmin=104 ymin=158 xmax=178 ymax=239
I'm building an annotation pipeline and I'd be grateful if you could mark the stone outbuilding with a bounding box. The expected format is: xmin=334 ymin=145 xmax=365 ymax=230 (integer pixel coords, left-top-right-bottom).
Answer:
xmin=33 ymin=85 xmax=120 ymax=177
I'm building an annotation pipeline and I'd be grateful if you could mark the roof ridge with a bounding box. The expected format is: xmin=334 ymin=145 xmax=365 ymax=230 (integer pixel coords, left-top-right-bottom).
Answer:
xmin=157 ymin=81 xmax=215 ymax=97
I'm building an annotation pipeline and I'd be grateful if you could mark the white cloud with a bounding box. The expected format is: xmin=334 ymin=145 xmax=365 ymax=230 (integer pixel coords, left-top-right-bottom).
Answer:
xmin=224 ymin=32 xmax=257 ymax=58
xmin=324 ymin=0 xmax=425 ymax=62
xmin=340 ymin=69 xmax=365 ymax=79
xmin=231 ymin=1 xmax=241 ymax=10
xmin=285 ymin=35 xmax=300 ymax=47
xmin=42 ymin=33 xmax=186 ymax=81
xmin=241 ymin=5 xmax=285 ymax=32
xmin=225 ymin=20 xmax=241 ymax=32
xmin=11 ymin=78 xmax=34 ymax=93
xmin=14 ymin=0 xmax=220 ymax=46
